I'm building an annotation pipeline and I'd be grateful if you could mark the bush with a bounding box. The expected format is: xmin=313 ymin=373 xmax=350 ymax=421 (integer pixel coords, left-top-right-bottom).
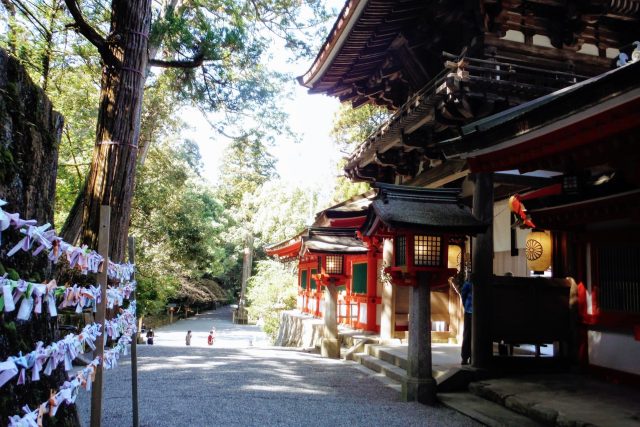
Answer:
xmin=246 ymin=260 xmax=297 ymax=341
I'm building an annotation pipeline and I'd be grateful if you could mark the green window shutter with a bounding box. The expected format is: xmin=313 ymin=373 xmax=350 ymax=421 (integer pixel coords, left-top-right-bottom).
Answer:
xmin=352 ymin=263 xmax=367 ymax=294
xmin=301 ymin=270 xmax=308 ymax=289
xmin=310 ymin=269 xmax=317 ymax=290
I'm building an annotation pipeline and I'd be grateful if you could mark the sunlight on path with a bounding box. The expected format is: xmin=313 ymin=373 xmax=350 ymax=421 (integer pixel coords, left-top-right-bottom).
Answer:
xmin=75 ymin=305 xmax=480 ymax=427
xmin=149 ymin=306 xmax=272 ymax=349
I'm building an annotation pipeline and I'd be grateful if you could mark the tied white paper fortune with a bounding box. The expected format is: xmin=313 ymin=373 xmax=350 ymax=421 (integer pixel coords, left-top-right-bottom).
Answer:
xmin=0 ymin=199 xmax=134 ymax=281
xmin=1 ymin=273 xmax=135 ymax=321
xmin=0 ymin=323 xmax=101 ymax=388
xmin=0 ymin=278 xmax=58 ymax=319
xmin=7 ymin=359 xmax=100 ymax=427
xmin=8 ymin=302 xmax=137 ymax=424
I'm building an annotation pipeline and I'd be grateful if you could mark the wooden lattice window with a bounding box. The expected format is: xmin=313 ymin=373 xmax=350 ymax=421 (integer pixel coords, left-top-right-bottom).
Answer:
xmin=597 ymin=246 xmax=640 ymax=314
xmin=395 ymin=236 xmax=406 ymax=267
xmin=414 ymin=235 xmax=442 ymax=267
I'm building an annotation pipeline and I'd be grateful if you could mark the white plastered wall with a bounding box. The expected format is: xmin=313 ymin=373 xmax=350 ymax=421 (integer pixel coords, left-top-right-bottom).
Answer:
xmin=588 ymin=331 xmax=640 ymax=376
xmin=493 ymin=199 xmax=529 ymax=276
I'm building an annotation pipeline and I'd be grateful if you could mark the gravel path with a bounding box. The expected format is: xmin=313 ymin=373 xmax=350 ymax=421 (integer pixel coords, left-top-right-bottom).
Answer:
xmin=76 ymin=306 xmax=479 ymax=427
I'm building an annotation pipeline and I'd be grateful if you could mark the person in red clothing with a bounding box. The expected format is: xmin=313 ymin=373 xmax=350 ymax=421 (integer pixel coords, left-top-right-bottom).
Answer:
xmin=207 ymin=328 xmax=216 ymax=345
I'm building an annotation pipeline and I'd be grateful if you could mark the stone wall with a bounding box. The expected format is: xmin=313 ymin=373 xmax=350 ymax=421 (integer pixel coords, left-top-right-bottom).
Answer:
xmin=275 ymin=311 xmax=324 ymax=348
xmin=0 ymin=48 xmax=69 ymax=423
xmin=0 ymin=48 xmax=62 ymax=226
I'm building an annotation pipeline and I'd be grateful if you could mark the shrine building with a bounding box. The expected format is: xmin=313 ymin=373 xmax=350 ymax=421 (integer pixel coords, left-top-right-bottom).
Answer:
xmin=268 ymin=0 xmax=640 ymax=404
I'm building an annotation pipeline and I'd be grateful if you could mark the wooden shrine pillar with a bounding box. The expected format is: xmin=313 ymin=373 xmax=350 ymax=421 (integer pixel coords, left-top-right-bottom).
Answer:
xmin=380 ymin=238 xmax=396 ymax=340
xmin=321 ymin=282 xmax=340 ymax=358
xmin=472 ymin=172 xmax=494 ymax=369
xmin=402 ymin=271 xmax=437 ymax=404
xmin=366 ymin=247 xmax=378 ymax=331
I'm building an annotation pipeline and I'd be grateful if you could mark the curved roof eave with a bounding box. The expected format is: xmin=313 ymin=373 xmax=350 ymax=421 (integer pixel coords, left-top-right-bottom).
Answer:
xmin=298 ymin=0 xmax=369 ymax=88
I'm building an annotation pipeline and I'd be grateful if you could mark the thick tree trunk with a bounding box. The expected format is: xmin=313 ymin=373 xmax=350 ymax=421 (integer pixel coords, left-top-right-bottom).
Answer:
xmin=80 ymin=0 xmax=151 ymax=262
xmin=61 ymin=0 xmax=179 ymax=244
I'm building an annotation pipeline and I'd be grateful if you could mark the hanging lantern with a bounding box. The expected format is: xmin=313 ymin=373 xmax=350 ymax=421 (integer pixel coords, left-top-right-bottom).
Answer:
xmin=325 ymin=255 xmax=344 ymax=275
xmin=526 ymin=230 xmax=552 ymax=273
xmin=447 ymin=244 xmax=462 ymax=270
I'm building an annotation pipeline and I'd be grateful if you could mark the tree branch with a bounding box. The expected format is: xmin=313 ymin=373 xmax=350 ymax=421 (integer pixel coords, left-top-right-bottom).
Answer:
xmin=63 ymin=0 xmax=118 ymax=65
xmin=149 ymin=52 xmax=205 ymax=69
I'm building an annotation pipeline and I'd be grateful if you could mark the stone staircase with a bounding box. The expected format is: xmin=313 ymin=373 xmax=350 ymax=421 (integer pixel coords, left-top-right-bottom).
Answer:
xmin=347 ymin=341 xmax=547 ymax=426
xmin=349 ymin=342 xmax=476 ymax=392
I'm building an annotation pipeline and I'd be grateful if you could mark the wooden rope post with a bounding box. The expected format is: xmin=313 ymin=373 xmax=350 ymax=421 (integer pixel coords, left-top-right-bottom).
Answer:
xmin=128 ymin=236 xmax=139 ymax=427
xmin=91 ymin=205 xmax=110 ymax=427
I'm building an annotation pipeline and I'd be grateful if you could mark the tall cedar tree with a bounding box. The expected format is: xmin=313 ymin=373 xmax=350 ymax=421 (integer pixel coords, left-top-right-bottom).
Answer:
xmin=58 ymin=0 xmax=328 ymax=262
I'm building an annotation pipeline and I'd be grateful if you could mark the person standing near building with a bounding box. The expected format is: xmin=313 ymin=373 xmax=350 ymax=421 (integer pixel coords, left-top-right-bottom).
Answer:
xmin=185 ymin=330 xmax=192 ymax=346
xmin=460 ymin=276 xmax=473 ymax=365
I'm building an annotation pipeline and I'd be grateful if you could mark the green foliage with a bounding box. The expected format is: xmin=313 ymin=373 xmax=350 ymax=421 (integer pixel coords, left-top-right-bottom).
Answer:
xmin=135 ymin=271 xmax=179 ymax=316
xmin=246 ymin=259 xmax=297 ymax=340
xmin=330 ymin=170 xmax=371 ymax=206
xmin=6 ymin=268 xmax=19 ymax=281
xmin=247 ymin=179 xmax=315 ymax=246
xmin=0 ymin=146 xmax=15 ymax=182
xmin=325 ymin=103 xmax=389 ymax=204
xmin=331 ymin=103 xmax=389 ymax=153
xmin=131 ymin=138 xmax=229 ymax=315
xmin=218 ymin=133 xmax=278 ymax=209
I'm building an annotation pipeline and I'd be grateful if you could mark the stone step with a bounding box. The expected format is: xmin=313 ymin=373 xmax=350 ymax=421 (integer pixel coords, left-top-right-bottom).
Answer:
xmin=439 ymin=392 xmax=546 ymax=427
xmin=360 ymin=344 xmax=465 ymax=387
xmin=435 ymin=366 xmax=478 ymax=392
xmin=366 ymin=345 xmax=408 ymax=371
xmin=354 ymin=353 xmax=408 ymax=384
xmin=342 ymin=336 xmax=376 ymax=361
xmin=348 ymin=361 xmax=402 ymax=394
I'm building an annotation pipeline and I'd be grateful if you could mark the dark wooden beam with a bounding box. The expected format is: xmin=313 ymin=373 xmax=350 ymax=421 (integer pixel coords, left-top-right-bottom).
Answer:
xmin=493 ymin=172 xmax=555 ymax=188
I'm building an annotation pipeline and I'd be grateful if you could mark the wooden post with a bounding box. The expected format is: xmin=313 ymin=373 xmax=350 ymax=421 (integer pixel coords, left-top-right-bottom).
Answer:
xmin=366 ymin=247 xmax=378 ymax=332
xmin=380 ymin=238 xmax=396 ymax=340
xmin=472 ymin=172 xmax=494 ymax=370
xmin=90 ymin=205 xmax=110 ymax=427
xmin=128 ymin=236 xmax=139 ymax=427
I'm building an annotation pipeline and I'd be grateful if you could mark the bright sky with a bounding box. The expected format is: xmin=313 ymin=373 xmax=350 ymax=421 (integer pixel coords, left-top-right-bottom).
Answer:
xmin=181 ymin=2 xmax=344 ymax=195
xmin=181 ymin=83 xmax=341 ymax=190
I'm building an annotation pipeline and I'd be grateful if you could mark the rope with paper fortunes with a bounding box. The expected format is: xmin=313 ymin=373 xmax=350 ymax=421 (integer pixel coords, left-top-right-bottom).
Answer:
xmin=0 ymin=294 xmax=137 ymax=389
xmin=0 ymin=199 xmax=134 ymax=281
xmin=0 ymin=198 xmax=138 ymax=424
xmin=5 ymin=303 xmax=137 ymax=426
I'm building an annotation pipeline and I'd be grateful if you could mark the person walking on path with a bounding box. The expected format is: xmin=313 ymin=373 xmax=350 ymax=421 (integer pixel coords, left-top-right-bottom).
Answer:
xmin=460 ymin=275 xmax=473 ymax=365
xmin=185 ymin=330 xmax=192 ymax=346
xmin=146 ymin=328 xmax=155 ymax=345
xmin=207 ymin=329 xmax=215 ymax=346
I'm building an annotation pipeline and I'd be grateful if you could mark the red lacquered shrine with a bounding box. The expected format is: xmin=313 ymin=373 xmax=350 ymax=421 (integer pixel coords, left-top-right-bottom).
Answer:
xmin=360 ymin=183 xmax=486 ymax=403
xmin=295 ymin=0 xmax=640 ymax=385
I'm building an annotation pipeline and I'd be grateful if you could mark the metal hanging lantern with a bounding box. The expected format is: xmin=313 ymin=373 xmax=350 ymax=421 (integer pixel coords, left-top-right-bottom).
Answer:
xmin=526 ymin=229 xmax=552 ymax=273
